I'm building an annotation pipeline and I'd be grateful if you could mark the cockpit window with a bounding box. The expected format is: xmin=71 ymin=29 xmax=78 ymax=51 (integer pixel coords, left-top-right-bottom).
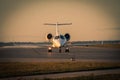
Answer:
xmin=60 ymin=35 xmax=64 ymax=39
xmin=55 ymin=35 xmax=64 ymax=39
xmin=55 ymin=36 xmax=59 ymax=39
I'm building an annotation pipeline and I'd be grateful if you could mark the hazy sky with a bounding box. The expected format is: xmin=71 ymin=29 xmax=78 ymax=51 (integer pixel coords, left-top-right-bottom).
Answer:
xmin=0 ymin=0 xmax=120 ymax=42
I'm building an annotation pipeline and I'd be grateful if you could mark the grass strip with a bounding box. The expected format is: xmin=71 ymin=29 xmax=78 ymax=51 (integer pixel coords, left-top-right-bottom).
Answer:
xmin=0 ymin=61 xmax=120 ymax=78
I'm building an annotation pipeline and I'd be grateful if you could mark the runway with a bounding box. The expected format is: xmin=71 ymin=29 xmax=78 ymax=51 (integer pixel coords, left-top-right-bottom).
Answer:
xmin=0 ymin=46 xmax=120 ymax=62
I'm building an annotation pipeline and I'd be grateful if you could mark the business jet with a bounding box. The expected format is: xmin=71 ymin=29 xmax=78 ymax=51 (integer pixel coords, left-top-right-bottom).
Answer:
xmin=44 ymin=22 xmax=72 ymax=53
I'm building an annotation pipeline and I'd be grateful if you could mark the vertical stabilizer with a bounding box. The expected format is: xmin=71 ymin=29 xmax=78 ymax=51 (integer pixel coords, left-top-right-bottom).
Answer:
xmin=56 ymin=22 xmax=59 ymax=36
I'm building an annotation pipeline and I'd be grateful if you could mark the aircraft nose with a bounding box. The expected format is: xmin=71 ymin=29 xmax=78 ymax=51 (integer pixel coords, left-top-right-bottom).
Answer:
xmin=58 ymin=42 xmax=62 ymax=47
xmin=57 ymin=41 xmax=62 ymax=47
xmin=54 ymin=39 xmax=64 ymax=48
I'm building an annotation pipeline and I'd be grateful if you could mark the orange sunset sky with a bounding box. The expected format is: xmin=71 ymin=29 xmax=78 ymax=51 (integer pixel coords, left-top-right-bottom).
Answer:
xmin=0 ymin=0 xmax=120 ymax=42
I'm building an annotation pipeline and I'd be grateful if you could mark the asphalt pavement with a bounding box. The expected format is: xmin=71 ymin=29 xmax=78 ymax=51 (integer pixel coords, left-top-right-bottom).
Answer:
xmin=0 ymin=46 xmax=120 ymax=62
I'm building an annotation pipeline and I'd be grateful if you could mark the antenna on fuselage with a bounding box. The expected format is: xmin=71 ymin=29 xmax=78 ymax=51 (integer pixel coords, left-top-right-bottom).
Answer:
xmin=44 ymin=22 xmax=72 ymax=36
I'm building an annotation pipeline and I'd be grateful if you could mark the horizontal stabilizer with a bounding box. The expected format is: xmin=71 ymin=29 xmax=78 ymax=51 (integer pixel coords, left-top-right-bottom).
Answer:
xmin=44 ymin=23 xmax=72 ymax=26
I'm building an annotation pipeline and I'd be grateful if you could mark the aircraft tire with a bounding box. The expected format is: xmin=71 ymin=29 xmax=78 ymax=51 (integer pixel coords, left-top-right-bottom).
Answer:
xmin=65 ymin=47 xmax=69 ymax=53
xmin=48 ymin=49 xmax=52 ymax=52
xmin=48 ymin=47 xmax=52 ymax=52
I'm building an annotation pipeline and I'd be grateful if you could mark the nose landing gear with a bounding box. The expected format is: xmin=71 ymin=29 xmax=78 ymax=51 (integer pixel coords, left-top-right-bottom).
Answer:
xmin=59 ymin=47 xmax=61 ymax=53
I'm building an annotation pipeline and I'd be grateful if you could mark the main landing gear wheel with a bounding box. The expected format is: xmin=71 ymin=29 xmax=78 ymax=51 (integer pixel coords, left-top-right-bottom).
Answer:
xmin=48 ymin=47 xmax=52 ymax=52
xmin=65 ymin=47 xmax=69 ymax=53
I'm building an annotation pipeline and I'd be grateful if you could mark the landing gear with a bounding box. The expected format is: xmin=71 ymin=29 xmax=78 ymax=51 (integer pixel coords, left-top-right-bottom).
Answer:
xmin=65 ymin=47 xmax=69 ymax=53
xmin=48 ymin=47 xmax=52 ymax=52
xmin=59 ymin=47 xmax=69 ymax=53
xmin=48 ymin=47 xmax=69 ymax=53
xmin=59 ymin=48 xmax=61 ymax=53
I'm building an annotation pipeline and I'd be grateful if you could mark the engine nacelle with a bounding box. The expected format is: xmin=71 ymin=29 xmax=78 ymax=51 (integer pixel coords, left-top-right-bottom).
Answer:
xmin=64 ymin=33 xmax=70 ymax=41
xmin=46 ymin=33 xmax=53 ymax=40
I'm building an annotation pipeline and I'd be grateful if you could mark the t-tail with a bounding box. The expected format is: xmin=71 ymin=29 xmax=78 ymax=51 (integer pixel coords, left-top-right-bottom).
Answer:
xmin=44 ymin=22 xmax=72 ymax=36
